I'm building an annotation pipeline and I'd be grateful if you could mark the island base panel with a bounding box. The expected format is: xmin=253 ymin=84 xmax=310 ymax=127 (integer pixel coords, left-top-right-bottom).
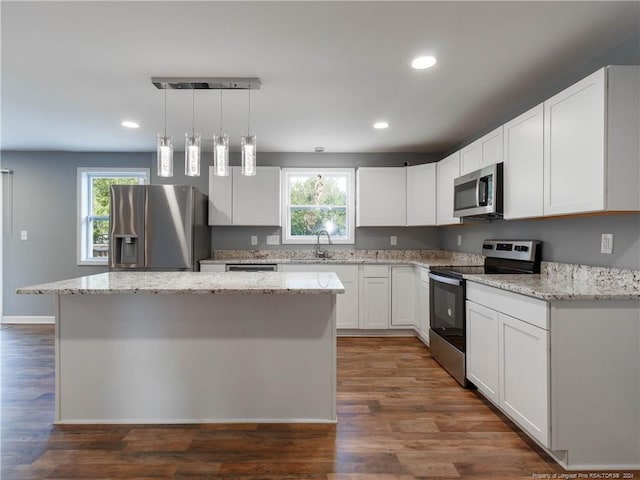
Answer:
xmin=56 ymin=293 xmax=336 ymax=423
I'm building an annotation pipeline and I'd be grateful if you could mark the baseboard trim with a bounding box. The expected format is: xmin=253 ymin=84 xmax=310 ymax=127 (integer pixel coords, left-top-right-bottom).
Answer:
xmin=2 ymin=315 xmax=55 ymax=324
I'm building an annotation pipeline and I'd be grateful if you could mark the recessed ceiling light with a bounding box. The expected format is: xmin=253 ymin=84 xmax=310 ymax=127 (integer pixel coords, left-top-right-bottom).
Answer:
xmin=411 ymin=56 xmax=437 ymax=70
xmin=121 ymin=121 xmax=140 ymax=129
xmin=314 ymin=147 xmax=325 ymax=153
xmin=373 ymin=121 xmax=389 ymax=130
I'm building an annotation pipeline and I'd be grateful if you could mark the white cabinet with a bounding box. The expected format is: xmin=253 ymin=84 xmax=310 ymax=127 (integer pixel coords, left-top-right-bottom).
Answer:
xmin=360 ymin=265 xmax=390 ymax=329
xmin=406 ymin=163 xmax=437 ymax=226
xmin=390 ymin=266 xmax=417 ymax=328
xmin=499 ymin=312 xmax=549 ymax=447
xmin=200 ymin=264 xmax=226 ymax=272
xmin=466 ymin=282 xmax=550 ymax=447
xmin=208 ymin=166 xmax=281 ymax=226
xmin=503 ymin=104 xmax=544 ymax=219
xmin=460 ymin=126 xmax=503 ymax=175
xmin=466 ymin=300 xmax=500 ymax=404
xmin=417 ymin=267 xmax=430 ymax=345
xmin=436 ymin=151 xmax=461 ymax=225
xmin=543 ymin=66 xmax=640 ymax=216
xmin=356 ymin=167 xmax=406 ymax=226
xmin=278 ymin=264 xmax=359 ymax=329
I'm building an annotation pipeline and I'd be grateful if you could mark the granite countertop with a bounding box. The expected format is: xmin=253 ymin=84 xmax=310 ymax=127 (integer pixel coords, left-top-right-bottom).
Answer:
xmin=464 ymin=273 xmax=640 ymax=301
xmin=17 ymin=271 xmax=345 ymax=295
xmin=204 ymin=257 xmax=479 ymax=268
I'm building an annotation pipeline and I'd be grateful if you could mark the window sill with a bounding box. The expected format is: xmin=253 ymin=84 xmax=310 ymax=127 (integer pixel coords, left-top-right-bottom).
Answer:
xmin=78 ymin=260 xmax=109 ymax=266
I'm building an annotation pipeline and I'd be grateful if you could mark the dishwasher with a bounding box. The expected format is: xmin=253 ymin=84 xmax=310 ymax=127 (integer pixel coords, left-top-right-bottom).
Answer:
xmin=225 ymin=264 xmax=278 ymax=272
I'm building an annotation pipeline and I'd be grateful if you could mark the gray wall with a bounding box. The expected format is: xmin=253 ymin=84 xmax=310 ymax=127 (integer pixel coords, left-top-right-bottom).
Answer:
xmin=441 ymin=214 xmax=640 ymax=270
xmin=2 ymin=151 xmax=153 ymax=316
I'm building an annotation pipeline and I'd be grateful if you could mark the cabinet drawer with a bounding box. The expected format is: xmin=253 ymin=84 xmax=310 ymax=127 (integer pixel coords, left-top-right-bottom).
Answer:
xmin=362 ymin=265 xmax=389 ymax=278
xmin=466 ymin=282 xmax=548 ymax=330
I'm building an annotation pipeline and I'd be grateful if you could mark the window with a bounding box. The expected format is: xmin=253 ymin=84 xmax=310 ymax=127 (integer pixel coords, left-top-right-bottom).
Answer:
xmin=77 ymin=168 xmax=149 ymax=265
xmin=282 ymin=168 xmax=355 ymax=244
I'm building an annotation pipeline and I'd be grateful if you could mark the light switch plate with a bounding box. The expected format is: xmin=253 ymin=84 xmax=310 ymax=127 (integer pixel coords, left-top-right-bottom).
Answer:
xmin=266 ymin=235 xmax=280 ymax=245
xmin=457 ymin=235 xmax=462 ymax=246
xmin=20 ymin=230 xmax=28 ymax=241
xmin=601 ymin=233 xmax=613 ymax=254
xmin=250 ymin=235 xmax=258 ymax=246
xmin=390 ymin=235 xmax=397 ymax=246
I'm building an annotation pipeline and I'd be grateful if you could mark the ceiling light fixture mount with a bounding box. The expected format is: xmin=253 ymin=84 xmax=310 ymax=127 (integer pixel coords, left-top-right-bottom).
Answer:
xmin=151 ymin=77 xmax=262 ymax=90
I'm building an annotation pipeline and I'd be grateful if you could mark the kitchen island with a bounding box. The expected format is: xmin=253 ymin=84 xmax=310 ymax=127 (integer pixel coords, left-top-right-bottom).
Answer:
xmin=17 ymin=271 xmax=344 ymax=424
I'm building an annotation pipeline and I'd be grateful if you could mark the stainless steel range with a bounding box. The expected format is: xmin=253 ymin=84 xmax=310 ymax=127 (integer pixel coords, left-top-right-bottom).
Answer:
xmin=428 ymin=239 xmax=542 ymax=386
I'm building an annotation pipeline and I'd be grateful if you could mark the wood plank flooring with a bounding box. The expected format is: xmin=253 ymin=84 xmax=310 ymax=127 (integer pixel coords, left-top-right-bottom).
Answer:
xmin=1 ymin=325 xmax=570 ymax=479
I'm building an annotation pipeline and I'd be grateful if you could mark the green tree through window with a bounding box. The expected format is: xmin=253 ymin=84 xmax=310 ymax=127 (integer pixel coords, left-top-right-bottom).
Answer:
xmin=91 ymin=177 xmax=140 ymax=249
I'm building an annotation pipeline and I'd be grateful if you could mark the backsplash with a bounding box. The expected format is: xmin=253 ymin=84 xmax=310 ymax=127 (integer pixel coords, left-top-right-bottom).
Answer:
xmin=213 ymin=249 xmax=485 ymax=264
xmin=542 ymin=261 xmax=640 ymax=285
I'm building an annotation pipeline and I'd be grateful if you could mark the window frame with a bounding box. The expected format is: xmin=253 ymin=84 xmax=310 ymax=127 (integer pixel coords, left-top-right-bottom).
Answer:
xmin=77 ymin=167 xmax=149 ymax=266
xmin=281 ymin=168 xmax=355 ymax=245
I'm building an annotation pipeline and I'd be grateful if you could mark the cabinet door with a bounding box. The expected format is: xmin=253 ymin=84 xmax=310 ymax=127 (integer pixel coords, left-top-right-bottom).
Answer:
xmin=499 ymin=313 xmax=550 ymax=447
xmin=544 ymin=68 xmax=606 ymax=215
xmin=360 ymin=277 xmax=390 ymax=329
xmin=391 ymin=267 xmax=417 ymax=328
xmin=208 ymin=166 xmax=233 ymax=225
xmin=460 ymin=127 xmax=503 ymax=175
xmin=233 ymin=166 xmax=281 ymax=226
xmin=279 ymin=264 xmax=359 ymax=329
xmin=418 ymin=270 xmax=430 ymax=344
xmin=356 ymin=167 xmax=406 ymax=226
xmin=406 ymin=163 xmax=437 ymax=226
xmin=466 ymin=301 xmax=500 ymax=404
xmin=503 ymin=104 xmax=544 ymax=219
xmin=436 ymin=152 xmax=461 ymax=225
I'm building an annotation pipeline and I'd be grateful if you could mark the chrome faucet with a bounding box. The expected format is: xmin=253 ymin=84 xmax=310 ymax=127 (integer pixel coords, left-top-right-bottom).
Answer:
xmin=315 ymin=229 xmax=333 ymax=259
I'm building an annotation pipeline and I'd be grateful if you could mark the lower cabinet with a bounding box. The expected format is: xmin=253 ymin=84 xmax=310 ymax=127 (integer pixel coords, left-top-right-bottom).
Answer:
xmin=417 ymin=267 xmax=430 ymax=344
xmin=466 ymin=301 xmax=500 ymax=404
xmin=360 ymin=265 xmax=390 ymax=329
xmin=466 ymin=282 xmax=550 ymax=447
xmin=278 ymin=264 xmax=359 ymax=329
xmin=391 ymin=266 xmax=417 ymax=328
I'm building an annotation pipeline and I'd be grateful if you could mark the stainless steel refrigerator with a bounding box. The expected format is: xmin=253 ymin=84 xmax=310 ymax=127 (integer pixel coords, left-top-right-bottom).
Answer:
xmin=109 ymin=185 xmax=210 ymax=271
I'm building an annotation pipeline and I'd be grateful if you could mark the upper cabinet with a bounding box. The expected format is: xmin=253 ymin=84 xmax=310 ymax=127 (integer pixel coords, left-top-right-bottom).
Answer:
xmin=503 ymin=104 xmax=544 ymax=220
xmin=543 ymin=66 xmax=640 ymax=216
xmin=436 ymin=152 xmax=461 ymax=225
xmin=208 ymin=166 xmax=281 ymax=226
xmin=356 ymin=167 xmax=406 ymax=226
xmin=460 ymin=126 xmax=504 ymax=175
xmin=406 ymin=163 xmax=437 ymax=226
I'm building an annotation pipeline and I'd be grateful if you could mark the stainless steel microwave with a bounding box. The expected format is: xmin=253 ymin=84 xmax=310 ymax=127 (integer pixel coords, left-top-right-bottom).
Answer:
xmin=453 ymin=163 xmax=503 ymax=218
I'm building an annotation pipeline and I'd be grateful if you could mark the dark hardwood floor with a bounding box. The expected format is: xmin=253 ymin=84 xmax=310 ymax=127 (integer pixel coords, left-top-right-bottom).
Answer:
xmin=1 ymin=325 xmax=569 ymax=479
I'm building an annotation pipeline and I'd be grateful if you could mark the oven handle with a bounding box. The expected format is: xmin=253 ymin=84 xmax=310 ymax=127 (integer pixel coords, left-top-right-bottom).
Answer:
xmin=428 ymin=272 xmax=462 ymax=286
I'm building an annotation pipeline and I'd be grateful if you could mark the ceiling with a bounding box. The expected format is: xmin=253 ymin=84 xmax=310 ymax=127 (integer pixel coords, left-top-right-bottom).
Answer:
xmin=1 ymin=1 xmax=639 ymax=154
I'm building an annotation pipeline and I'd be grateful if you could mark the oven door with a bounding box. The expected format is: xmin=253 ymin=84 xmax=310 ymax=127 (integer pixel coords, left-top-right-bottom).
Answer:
xmin=428 ymin=272 xmax=465 ymax=352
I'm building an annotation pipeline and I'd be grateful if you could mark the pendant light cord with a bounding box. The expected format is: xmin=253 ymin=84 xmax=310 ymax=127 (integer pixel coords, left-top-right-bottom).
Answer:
xmin=163 ymin=87 xmax=167 ymax=138
xmin=247 ymin=87 xmax=251 ymax=136
xmin=219 ymin=89 xmax=223 ymax=135
xmin=192 ymin=88 xmax=195 ymax=136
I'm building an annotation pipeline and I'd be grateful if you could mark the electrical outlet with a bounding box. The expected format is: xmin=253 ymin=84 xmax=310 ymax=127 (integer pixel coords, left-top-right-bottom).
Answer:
xmin=390 ymin=235 xmax=397 ymax=246
xmin=250 ymin=235 xmax=258 ymax=246
xmin=20 ymin=230 xmax=28 ymax=241
xmin=601 ymin=233 xmax=613 ymax=254
xmin=266 ymin=235 xmax=280 ymax=245
xmin=457 ymin=234 xmax=462 ymax=246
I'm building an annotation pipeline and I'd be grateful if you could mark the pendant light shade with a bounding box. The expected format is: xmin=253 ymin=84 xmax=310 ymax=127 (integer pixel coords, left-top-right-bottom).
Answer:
xmin=157 ymin=135 xmax=173 ymax=177
xmin=213 ymin=132 xmax=229 ymax=176
xmin=157 ymin=88 xmax=173 ymax=177
xmin=185 ymin=133 xmax=201 ymax=176
xmin=241 ymin=135 xmax=256 ymax=176
xmin=185 ymin=89 xmax=200 ymax=177
xmin=241 ymin=87 xmax=257 ymax=176
xmin=213 ymin=90 xmax=229 ymax=177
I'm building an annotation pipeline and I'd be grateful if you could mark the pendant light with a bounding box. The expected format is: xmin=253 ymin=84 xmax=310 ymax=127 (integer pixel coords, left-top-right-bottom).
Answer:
xmin=213 ymin=89 xmax=229 ymax=177
xmin=157 ymin=87 xmax=173 ymax=177
xmin=241 ymin=87 xmax=257 ymax=176
xmin=185 ymin=88 xmax=201 ymax=176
